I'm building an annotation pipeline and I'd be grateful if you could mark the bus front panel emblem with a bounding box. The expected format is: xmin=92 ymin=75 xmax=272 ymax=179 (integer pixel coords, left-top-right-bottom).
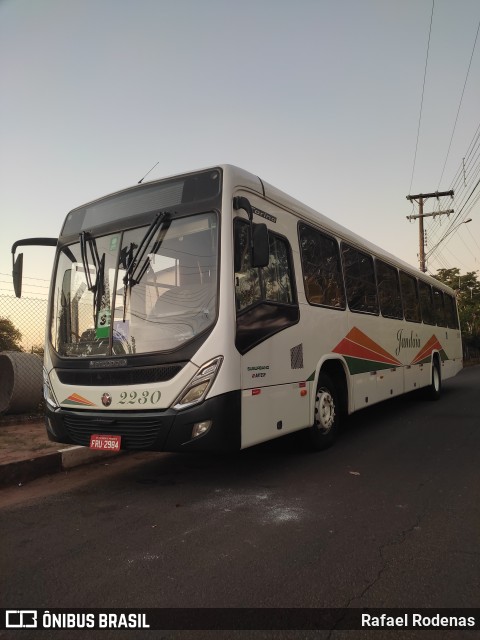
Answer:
xmin=101 ymin=393 xmax=112 ymax=407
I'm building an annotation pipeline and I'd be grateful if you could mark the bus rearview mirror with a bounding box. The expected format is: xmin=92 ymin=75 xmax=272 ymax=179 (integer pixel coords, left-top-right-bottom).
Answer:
xmin=13 ymin=253 xmax=24 ymax=298
xmin=252 ymin=223 xmax=269 ymax=268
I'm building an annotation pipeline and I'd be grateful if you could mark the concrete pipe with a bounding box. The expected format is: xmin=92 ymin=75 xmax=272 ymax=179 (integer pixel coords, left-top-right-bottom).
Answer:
xmin=0 ymin=351 xmax=43 ymax=415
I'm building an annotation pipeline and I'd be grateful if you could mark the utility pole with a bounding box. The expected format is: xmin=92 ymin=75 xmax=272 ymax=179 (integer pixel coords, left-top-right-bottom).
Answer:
xmin=406 ymin=190 xmax=454 ymax=272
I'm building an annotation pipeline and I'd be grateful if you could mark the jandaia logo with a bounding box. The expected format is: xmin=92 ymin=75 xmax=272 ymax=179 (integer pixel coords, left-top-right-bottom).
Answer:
xmin=332 ymin=327 xmax=448 ymax=375
xmin=395 ymin=329 xmax=421 ymax=356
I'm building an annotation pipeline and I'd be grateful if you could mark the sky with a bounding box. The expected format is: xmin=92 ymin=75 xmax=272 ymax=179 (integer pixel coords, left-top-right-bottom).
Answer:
xmin=1 ymin=0 xmax=479 ymax=302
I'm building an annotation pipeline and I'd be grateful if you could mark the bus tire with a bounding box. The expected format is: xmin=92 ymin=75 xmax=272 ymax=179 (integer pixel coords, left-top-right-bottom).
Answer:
xmin=426 ymin=359 xmax=442 ymax=401
xmin=307 ymin=373 xmax=339 ymax=450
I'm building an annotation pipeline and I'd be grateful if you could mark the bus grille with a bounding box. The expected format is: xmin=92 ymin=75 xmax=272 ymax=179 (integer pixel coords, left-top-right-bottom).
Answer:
xmin=56 ymin=363 xmax=184 ymax=386
xmin=62 ymin=413 xmax=172 ymax=449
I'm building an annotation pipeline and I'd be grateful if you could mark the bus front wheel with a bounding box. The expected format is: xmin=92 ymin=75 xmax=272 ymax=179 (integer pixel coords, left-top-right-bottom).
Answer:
xmin=307 ymin=373 xmax=339 ymax=450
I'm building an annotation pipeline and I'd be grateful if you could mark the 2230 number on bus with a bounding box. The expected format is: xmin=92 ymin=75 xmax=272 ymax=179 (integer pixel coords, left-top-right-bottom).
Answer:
xmin=118 ymin=390 xmax=161 ymax=405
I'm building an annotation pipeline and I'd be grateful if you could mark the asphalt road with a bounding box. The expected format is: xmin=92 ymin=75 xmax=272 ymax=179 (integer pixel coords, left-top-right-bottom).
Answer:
xmin=1 ymin=366 xmax=479 ymax=640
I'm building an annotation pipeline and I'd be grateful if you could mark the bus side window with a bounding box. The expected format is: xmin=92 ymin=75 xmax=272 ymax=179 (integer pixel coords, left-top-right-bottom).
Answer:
xmin=399 ymin=272 xmax=421 ymax=322
xmin=234 ymin=219 xmax=296 ymax=312
xmin=298 ymin=223 xmax=345 ymax=309
xmin=444 ymin=294 xmax=459 ymax=329
xmin=265 ymin=234 xmax=294 ymax=305
xmin=234 ymin=220 xmax=262 ymax=311
xmin=418 ymin=280 xmax=435 ymax=325
xmin=376 ymin=260 xmax=403 ymax=319
xmin=433 ymin=288 xmax=446 ymax=327
xmin=342 ymin=243 xmax=379 ymax=315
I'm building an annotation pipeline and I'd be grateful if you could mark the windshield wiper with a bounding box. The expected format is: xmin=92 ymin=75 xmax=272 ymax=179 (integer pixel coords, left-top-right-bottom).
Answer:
xmin=79 ymin=231 xmax=101 ymax=291
xmin=94 ymin=254 xmax=106 ymax=326
xmin=122 ymin=211 xmax=171 ymax=320
xmin=79 ymin=231 xmax=105 ymax=325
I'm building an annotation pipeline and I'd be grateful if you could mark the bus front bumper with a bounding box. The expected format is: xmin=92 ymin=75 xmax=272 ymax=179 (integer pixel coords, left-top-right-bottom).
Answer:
xmin=45 ymin=390 xmax=241 ymax=452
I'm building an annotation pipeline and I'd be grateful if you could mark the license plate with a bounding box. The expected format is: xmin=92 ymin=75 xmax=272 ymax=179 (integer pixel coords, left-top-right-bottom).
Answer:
xmin=89 ymin=434 xmax=121 ymax=452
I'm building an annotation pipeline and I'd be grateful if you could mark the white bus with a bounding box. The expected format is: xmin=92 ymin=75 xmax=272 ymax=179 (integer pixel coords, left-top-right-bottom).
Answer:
xmin=12 ymin=165 xmax=462 ymax=452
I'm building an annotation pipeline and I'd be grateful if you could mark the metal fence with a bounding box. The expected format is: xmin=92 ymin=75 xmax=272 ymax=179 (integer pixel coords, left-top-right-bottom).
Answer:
xmin=0 ymin=295 xmax=48 ymax=415
xmin=0 ymin=294 xmax=48 ymax=354
xmin=463 ymin=339 xmax=480 ymax=364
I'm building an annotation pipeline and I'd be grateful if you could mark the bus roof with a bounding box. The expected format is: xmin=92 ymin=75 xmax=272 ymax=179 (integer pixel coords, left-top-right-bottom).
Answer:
xmin=67 ymin=163 xmax=455 ymax=296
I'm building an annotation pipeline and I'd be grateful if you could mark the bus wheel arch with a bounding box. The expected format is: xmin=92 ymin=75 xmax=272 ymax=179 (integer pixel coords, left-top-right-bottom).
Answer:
xmin=320 ymin=359 xmax=349 ymax=416
xmin=307 ymin=359 xmax=348 ymax=450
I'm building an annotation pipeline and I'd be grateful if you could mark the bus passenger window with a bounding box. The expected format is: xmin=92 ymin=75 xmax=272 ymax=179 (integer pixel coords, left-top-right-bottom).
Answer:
xmin=265 ymin=235 xmax=294 ymax=304
xmin=342 ymin=244 xmax=378 ymax=314
xmin=399 ymin=272 xmax=421 ymax=322
xmin=418 ymin=281 xmax=435 ymax=325
xmin=444 ymin=294 xmax=459 ymax=329
xmin=376 ymin=260 xmax=403 ymax=319
xmin=234 ymin=221 xmax=262 ymax=311
xmin=433 ymin=288 xmax=446 ymax=327
xmin=234 ymin=219 xmax=296 ymax=312
xmin=299 ymin=223 xmax=345 ymax=309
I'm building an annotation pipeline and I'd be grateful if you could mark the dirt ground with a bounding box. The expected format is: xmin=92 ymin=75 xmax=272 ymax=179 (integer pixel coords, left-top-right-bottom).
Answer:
xmin=0 ymin=419 xmax=61 ymax=465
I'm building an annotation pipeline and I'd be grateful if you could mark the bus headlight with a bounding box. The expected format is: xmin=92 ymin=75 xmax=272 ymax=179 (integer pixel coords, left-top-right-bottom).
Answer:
xmin=43 ymin=367 xmax=59 ymax=409
xmin=172 ymin=356 xmax=223 ymax=410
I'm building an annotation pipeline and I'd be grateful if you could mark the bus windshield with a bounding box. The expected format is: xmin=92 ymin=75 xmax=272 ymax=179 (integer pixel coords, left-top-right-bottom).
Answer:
xmin=51 ymin=211 xmax=218 ymax=357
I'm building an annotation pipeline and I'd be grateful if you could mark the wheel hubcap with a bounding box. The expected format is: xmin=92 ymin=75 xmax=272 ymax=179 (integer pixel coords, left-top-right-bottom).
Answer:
xmin=315 ymin=387 xmax=335 ymax=434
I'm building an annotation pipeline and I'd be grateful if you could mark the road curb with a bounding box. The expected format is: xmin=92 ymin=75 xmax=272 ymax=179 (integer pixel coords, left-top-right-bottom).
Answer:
xmin=59 ymin=445 xmax=120 ymax=469
xmin=0 ymin=452 xmax=61 ymax=487
xmin=0 ymin=447 xmax=121 ymax=487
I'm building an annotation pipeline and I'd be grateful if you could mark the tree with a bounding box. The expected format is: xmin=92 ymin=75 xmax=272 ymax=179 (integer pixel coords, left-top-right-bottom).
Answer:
xmin=434 ymin=268 xmax=480 ymax=344
xmin=0 ymin=317 xmax=23 ymax=351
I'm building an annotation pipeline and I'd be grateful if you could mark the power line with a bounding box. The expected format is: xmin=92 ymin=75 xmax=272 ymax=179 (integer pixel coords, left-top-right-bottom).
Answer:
xmin=408 ymin=0 xmax=435 ymax=194
xmin=427 ymin=115 xmax=480 ymax=240
xmin=437 ymin=17 xmax=480 ymax=188
xmin=0 ymin=279 xmax=49 ymax=289
xmin=465 ymin=223 xmax=480 ymax=254
xmin=429 ymin=121 xmax=480 ymax=236
xmin=0 ymin=288 xmax=48 ymax=297
xmin=441 ymin=245 xmax=469 ymax=271
xmin=426 ymin=184 xmax=480 ymax=261
xmin=455 ymin=176 xmax=480 ymax=217
xmin=456 ymin=227 xmax=478 ymax=262
xmin=0 ymin=272 xmax=50 ymax=282
xmin=425 ymin=124 xmax=480 ymax=250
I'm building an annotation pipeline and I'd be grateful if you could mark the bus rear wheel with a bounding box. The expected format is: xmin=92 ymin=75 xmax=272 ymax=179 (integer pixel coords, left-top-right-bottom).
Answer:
xmin=307 ymin=373 xmax=339 ymax=450
xmin=426 ymin=359 xmax=442 ymax=401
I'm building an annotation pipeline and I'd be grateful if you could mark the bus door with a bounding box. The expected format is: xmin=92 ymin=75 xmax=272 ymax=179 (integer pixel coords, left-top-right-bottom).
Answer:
xmin=234 ymin=216 xmax=308 ymax=447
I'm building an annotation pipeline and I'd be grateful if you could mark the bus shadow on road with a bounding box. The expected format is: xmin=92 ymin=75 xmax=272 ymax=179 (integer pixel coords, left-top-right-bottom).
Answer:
xmin=127 ymin=383 xmax=458 ymax=487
